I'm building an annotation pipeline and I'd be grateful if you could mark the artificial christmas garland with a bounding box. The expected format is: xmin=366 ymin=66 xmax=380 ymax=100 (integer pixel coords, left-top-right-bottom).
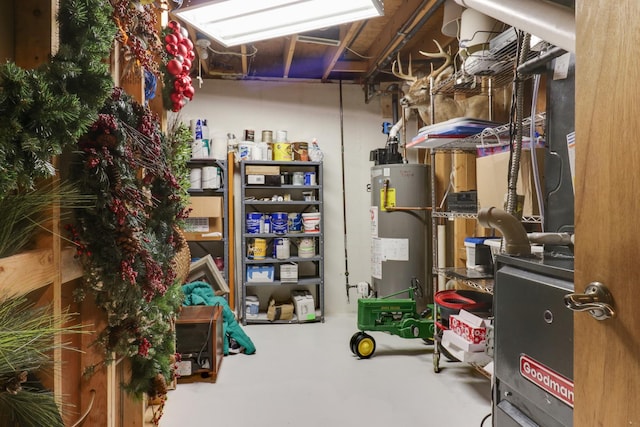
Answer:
xmin=70 ymin=87 xmax=189 ymax=398
xmin=0 ymin=0 xmax=115 ymax=195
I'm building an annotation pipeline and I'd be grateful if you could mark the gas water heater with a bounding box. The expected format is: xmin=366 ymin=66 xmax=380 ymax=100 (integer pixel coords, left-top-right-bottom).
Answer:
xmin=370 ymin=163 xmax=431 ymax=311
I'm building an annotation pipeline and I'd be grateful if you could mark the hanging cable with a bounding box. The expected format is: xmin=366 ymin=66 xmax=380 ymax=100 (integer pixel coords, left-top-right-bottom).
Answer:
xmin=506 ymin=32 xmax=531 ymax=215
xmin=529 ymin=73 xmax=544 ymax=227
xmin=339 ymin=80 xmax=352 ymax=302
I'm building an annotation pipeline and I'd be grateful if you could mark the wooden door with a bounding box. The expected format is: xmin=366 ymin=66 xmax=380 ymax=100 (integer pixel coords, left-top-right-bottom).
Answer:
xmin=574 ymin=0 xmax=640 ymax=424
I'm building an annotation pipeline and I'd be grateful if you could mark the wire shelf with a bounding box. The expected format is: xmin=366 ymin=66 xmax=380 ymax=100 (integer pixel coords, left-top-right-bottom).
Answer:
xmin=433 ymin=28 xmax=551 ymax=96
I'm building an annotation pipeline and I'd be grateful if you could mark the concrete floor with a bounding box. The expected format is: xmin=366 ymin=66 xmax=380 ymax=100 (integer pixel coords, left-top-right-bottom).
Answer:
xmin=161 ymin=312 xmax=492 ymax=426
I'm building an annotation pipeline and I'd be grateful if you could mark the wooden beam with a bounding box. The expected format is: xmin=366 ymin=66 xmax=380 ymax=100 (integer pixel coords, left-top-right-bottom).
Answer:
xmin=331 ymin=60 xmax=369 ymax=73
xmin=365 ymin=0 xmax=441 ymax=79
xmin=240 ymin=44 xmax=248 ymax=76
xmin=283 ymin=35 xmax=297 ymax=78
xmin=321 ymin=21 xmax=365 ymax=81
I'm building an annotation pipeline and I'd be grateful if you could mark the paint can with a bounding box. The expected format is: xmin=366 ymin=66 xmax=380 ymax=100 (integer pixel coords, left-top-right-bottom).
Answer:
xmin=273 ymin=238 xmax=291 ymax=259
xmin=298 ymin=237 xmax=315 ymax=258
xmin=273 ymin=142 xmax=293 ymax=161
xmin=270 ymin=212 xmax=289 ymax=234
xmin=293 ymin=142 xmax=309 ymax=161
xmin=244 ymin=129 xmax=255 ymax=142
xmin=261 ymin=130 xmax=273 ymax=143
xmin=288 ymin=213 xmax=302 ymax=233
xmin=275 ymin=129 xmax=288 ymax=142
xmin=302 ymin=212 xmax=321 ymax=233
xmin=248 ymin=238 xmax=267 ymax=260
xmin=246 ymin=212 xmax=263 ymax=233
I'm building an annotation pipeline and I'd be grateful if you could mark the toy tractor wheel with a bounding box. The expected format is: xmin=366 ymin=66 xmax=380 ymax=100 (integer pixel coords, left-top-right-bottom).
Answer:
xmin=350 ymin=332 xmax=364 ymax=354
xmin=354 ymin=333 xmax=376 ymax=359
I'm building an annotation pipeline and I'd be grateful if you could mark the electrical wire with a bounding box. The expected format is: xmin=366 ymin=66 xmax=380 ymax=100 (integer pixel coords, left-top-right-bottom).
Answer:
xmin=529 ymin=73 xmax=544 ymax=227
xmin=345 ymin=46 xmax=374 ymax=59
xmin=338 ymin=80 xmax=352 ymax=302
xmin=196 ymin=304 xmax=218 ymax=368
xmin=208 ymin=45 xmax=258 ymax=57
xmin=480 ymin=412 xmax=492 ymax=427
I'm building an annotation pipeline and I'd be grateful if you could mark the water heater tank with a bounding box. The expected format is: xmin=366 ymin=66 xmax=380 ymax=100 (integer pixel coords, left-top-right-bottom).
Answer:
xmin=370 ymin=163 xmax=431 ymax=311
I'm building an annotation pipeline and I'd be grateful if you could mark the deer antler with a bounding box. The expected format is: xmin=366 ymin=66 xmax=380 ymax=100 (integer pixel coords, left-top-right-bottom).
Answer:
xmin=419 ymin=40 xmax=452 ymax=80
xmin=392 ymin=52 xmax=417 ymax=82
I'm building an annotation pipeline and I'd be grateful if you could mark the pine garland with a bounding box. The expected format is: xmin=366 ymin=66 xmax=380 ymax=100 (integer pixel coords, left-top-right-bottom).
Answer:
xmin=0 ymin=0 xmax=115 ymax=195
xmin=70 ymin=87 xmax=189 ymax=398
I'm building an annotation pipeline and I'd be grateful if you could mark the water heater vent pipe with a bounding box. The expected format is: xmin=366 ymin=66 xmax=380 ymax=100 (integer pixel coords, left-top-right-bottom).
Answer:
xmin=453 ymin=0 xmax=575 ymax=52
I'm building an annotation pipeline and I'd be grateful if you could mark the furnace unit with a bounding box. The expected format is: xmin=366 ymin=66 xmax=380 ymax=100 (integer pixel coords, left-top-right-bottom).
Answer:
xmin=493 ymin=254 xmax=574 ymax=426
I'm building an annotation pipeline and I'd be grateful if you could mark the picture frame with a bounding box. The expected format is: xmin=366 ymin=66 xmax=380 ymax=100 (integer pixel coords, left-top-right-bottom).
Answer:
xmin=187 ymin=255 xmax=230 ymax=295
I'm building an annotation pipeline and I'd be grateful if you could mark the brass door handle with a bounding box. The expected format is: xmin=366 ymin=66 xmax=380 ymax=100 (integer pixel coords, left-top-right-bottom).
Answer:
xmin=564 ymin=282 xmax=615 ymax=321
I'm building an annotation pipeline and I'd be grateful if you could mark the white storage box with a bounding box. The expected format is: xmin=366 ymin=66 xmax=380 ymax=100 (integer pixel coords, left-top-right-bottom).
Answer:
xmin=280 ymin=263 xmax=298 ymax=283
xmin=245 ymin=295 xmax=259 ymax=318
xmin=464 ymin=237 xmax=492 ymax=269
xmin=291 ymin=290 xmax=315 ymax=322
xmin=246 ymin=265 xmax=275 ymax=282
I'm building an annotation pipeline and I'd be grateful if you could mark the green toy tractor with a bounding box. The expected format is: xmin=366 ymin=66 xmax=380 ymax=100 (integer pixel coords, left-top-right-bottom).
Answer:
xmin=350 ymin=279 xmax=435 ymax=359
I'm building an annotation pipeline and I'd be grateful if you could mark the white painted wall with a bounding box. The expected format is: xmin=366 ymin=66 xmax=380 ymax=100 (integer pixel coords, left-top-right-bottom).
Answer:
xmin=176 ymin=79 xmax=419 ymax=315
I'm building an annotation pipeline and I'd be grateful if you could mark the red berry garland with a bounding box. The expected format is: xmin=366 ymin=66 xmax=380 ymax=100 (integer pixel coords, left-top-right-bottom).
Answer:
xmin=163 ymin=21 xmax=196 ymax=112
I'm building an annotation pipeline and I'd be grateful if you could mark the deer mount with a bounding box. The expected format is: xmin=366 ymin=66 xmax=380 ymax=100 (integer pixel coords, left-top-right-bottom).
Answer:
xmin=393 ymin=40 xmax=497 ymax=125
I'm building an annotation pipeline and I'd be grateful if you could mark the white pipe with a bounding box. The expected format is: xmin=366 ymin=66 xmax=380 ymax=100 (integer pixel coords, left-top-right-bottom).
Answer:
xmin=437 ymin=225 xmax=447 ymax=290
xmin=389 ymin=116 xmax=404 ymax=139
xmin=453 ymin=0 xmax=575 ymax=53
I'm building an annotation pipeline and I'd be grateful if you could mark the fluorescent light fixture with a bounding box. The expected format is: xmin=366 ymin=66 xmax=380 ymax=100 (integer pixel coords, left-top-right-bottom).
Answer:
xmin=172 ymin=0 xmax=384 ymax=47
xmin=297 ymin=35 xmax=341 ymax=46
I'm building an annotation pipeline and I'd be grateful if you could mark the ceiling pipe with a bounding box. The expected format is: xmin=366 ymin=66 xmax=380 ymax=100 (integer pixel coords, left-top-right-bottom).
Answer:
xmin=453 ymin=0 xmax=575 ymax=52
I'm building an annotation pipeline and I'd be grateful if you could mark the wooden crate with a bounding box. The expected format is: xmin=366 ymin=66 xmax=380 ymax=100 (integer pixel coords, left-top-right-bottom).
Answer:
xmin=175 ymin=305 xmax=223 ymax=383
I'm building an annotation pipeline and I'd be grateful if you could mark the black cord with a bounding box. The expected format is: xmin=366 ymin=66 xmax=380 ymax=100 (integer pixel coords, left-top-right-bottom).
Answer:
xmin=480 ymin=413 xmax=491 ymax=427
xmin=196 ymin=303 xmax=218 ymax=368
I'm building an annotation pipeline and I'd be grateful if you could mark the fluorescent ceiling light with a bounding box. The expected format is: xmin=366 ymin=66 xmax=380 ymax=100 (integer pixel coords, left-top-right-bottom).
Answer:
xmin=172 ymin=0 xmax=384 ymax=47
xmin=297 ymin=35 xmax=341 ymax=46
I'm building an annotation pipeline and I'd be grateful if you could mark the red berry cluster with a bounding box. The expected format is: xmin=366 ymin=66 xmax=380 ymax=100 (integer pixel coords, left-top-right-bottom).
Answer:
xmin=137 ymin=337 xmax=152 ymax=357
xmin=64 ymin=224 xmax=92 ymax=258
xmin=164 ymin=21 xmax=195 ymax=112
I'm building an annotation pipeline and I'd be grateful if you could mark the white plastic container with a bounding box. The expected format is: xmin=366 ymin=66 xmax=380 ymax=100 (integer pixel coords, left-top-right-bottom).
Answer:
xmin=246 ymin=295 xmax=259 ymax=318
xmin=302 ymin=212 xmax=320 ymax=233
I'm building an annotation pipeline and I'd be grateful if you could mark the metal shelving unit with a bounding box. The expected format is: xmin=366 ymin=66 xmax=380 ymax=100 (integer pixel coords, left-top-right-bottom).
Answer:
xmin=429 ymin=112 xmax=545 ymax=372
xmin=184 ymin=158 xmax=230 ymax=285
xmin=240 ymin=160 xmax=324 ymax=325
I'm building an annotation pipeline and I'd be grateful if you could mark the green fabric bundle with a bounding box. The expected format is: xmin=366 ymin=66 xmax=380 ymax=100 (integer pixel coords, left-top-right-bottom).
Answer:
xmin=182 ymin=281 xmax=256 ymax=355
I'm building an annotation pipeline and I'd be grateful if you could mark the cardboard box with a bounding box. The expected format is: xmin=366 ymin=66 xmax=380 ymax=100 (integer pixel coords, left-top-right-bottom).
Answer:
xmin=247 ymin=174 xmax=265 ymax=185
xmin=246 ymin=174 xmax=281 ymax=186
xmin=246 ymin=165 xmax=281 ymax=175
xmin=476 ymin=147 xmax=545 ymax=216
xmin=280 ymin=263 xmax=298 ymax=283
xmin=267 ymin=297 xmax=294 ymax=321
xmin=246 ymin=265 xmax=275 ymax=282
xmin=442 ymin=329 xmax=486 ymax=352
xmin=188 ymin=196 xmax=223 ymax=218
xmin=291 ymin=290 xmax=316 ymax=322
xmin=449 ymin=309 xmax=491 ymax=344
xmin=441 ymin=332 xmax=493 ymax=365
xmin=183 ymin=196 xmax=223 ymax=239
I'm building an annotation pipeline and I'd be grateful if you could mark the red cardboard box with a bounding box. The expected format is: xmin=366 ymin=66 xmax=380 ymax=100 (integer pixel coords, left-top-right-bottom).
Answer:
xmin=449 ymin=309 xmax=491 ymax=344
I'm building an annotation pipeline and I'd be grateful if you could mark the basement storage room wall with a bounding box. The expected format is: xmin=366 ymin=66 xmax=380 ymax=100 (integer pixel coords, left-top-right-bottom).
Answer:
xmin=178 ymin=79 xmax=403 ymax=315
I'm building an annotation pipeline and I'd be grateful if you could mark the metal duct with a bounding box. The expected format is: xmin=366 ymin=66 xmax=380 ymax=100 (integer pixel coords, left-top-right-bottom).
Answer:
xmin=453 ymin=0 xmax=575 ymax=52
